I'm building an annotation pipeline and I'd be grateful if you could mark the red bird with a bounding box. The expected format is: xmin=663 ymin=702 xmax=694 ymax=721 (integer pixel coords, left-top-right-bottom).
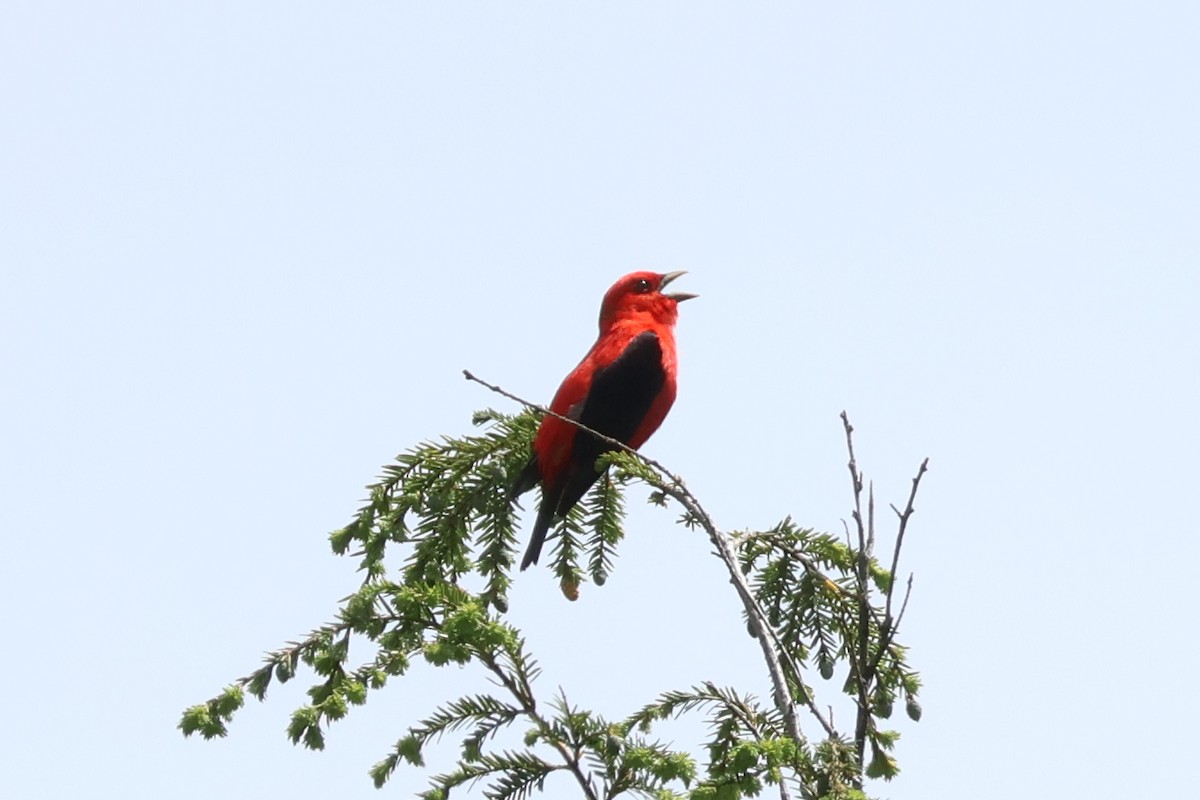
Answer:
xmin=513 ymin=271 xmax=696 ymax=570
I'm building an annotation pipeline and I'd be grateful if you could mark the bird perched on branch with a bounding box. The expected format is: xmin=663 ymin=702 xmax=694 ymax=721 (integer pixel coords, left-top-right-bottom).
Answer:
xmin=512 ymin=271 xmax=696 ymax=570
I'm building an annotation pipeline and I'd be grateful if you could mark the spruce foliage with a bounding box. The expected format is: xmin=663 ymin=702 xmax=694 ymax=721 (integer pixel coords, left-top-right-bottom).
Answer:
xmin=181 ymin=407 xmax=926 ymax=800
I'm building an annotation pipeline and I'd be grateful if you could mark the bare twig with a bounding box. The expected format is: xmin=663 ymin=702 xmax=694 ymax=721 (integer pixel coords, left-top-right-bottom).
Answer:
xmin=885 ymin=459 xmax=928 ymax=625
xmin=840 ymin=412 xmax=865 ymax=510
xmin=464 ymin=369 xmax=829 ymax=777
xmin=866 ymin=482 xmax=876 ymax=556
xmin=841 ymin=412 xmax=874 ymax=763
xmin=839 ymin=413 xmax=930 ymax=772
xmin=865 ymin=459 xmax=929 ymax=682
xmin=894 ymin=574 xmax=914 ymax=633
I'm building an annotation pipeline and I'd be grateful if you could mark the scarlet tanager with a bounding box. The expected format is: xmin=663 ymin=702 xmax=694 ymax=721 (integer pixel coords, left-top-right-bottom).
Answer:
xmin=512 ymin=271 xmax=696 ymax=570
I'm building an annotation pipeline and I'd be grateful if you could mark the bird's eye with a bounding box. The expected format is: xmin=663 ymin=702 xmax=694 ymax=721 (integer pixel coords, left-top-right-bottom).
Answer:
xmin=635 ymin=279 xmax=652 ymax=293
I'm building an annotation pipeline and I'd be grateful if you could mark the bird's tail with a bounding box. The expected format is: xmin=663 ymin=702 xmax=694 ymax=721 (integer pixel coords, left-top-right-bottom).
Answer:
xmin=519 ymin=499 xmax=557 ymax=570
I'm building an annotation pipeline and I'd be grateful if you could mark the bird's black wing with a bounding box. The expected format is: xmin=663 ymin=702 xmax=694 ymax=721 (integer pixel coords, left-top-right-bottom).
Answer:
xmin=519 ymin=331 xmax=665 ymax=570
xmin=550 ymin=330 xmax=665 ymax=516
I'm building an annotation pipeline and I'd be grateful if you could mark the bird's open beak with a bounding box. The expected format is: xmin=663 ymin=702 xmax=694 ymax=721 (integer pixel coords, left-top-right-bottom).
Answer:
xmin=660 ymin=270 xmax=698 ymax=302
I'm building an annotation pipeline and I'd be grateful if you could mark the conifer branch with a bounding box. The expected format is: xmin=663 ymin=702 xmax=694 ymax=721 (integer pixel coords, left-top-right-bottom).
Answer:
xmin=463 ymin=369 xmax=826 ymax=768
xmin=183 ymin=373 xmax=927 ymax=798
xmin=476 ymin=650 xmax=601 ymax=800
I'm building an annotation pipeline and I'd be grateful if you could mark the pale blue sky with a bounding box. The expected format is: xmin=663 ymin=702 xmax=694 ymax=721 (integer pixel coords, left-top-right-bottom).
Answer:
xmin=3 ymin=3 xmax=1197 ymax=798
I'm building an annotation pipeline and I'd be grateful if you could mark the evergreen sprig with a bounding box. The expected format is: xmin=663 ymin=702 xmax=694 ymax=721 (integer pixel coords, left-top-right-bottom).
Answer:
xmin=181 ymin=406 xmax=927 ymax=800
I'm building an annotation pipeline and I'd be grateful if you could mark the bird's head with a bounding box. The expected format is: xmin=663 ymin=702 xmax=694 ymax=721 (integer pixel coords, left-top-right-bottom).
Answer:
xmin=598 ymin=271 xmax=697 ymax=330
